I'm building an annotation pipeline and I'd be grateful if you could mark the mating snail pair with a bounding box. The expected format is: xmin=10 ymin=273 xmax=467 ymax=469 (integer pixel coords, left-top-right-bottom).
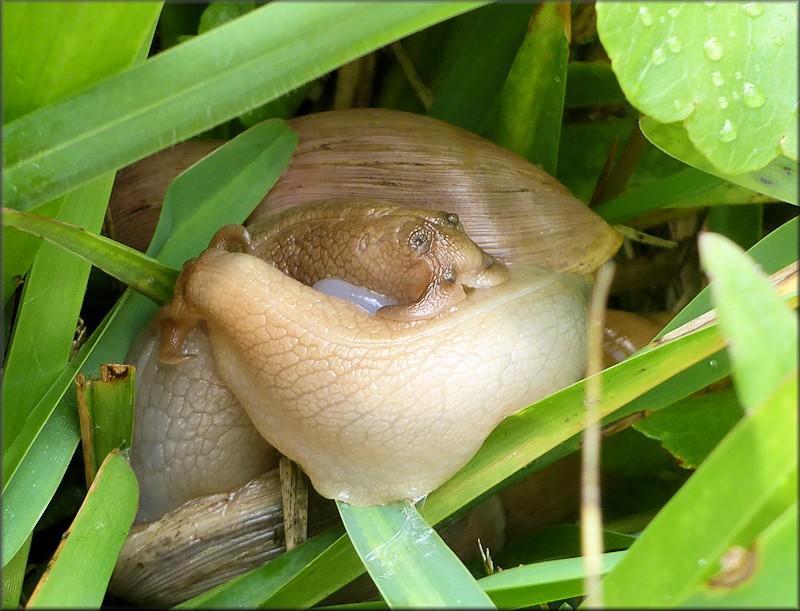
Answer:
xmin=107 ymin=109 xmax=622 ymax=605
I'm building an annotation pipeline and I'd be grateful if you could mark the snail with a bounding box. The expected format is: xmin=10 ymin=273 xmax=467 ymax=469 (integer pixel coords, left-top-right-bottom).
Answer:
xmin=107 ymin=109 xmax=623 ymax=605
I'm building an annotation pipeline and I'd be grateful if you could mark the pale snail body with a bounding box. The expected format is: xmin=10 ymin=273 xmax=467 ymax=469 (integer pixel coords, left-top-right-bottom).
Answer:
xmin=161 ymin=246 xmax=589 ymax=505
xmin=110 ymin=108 xmax=621 ymax=604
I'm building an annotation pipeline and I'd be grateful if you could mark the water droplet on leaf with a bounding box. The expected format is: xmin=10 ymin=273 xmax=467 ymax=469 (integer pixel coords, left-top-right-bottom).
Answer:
xmin=754 ymin=63 xmax=762 ymax=72
xmin=742 ymin=2 xmax=764 ymax=16
xmin=667 ymin=7 xmax=680 ymax=18
xmin=734 ymin=71 xmax=743 ymax=80
xmin=704 ymin=1 xmax=717 ymax=8
xmin=666 ymin=36 xmax=682 ymax=53
xmin=732 ymin=91 xmax=741 ymax=100
xmin=651 ymin=48 xmax=666 ymax=65
xmin=743 ymin=82 xmax=766 ymax=108
xmin=703 ymin=37 xmax=724 ymax=61
xmin=711 ymin=71 xmax=724 ymax=86
xmin=718 ymin=96 xmax=729 ymax=109
xmin=719 ymin=120 xmax=738 ymax=143
xmin=772 ymin=35 xmax=784 ymax=47
xmin=638 ymin=6 xmax=654 ymax=26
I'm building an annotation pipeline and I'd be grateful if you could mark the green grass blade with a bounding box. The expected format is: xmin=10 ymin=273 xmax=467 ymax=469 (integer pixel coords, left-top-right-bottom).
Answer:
xmin=2 ymin=179 xmax=113 ymax=447
xmin=698 ymin=232 xmax=798 ymax=411
xmin=176 ymin=527 xmax=346 ymax=608
xmin=488 ymin=2 xmax=570 ymax=174
xmin=479 ymin=551 xmax=625 ymax=608
xmin=427 ymin=3 xmax=531 ymax=134
xmin=593 ymin=167 xmax=726 ymax=224
xmin=26 ymin=452 xmax=139 ymax=608
xmin=338 ymin=501 xmax=494 ymax=608
xmin=598 ymin=372 xmax=797 ymax=607
xmin=3 ymin=208 xmax=179 ymax=304
xmin=1 ymin=533 xmax=31 ymax=608
xmin=2 ymin=304 xmax=123 ymax=494
xmin=147 ymin=119 xmax=297 ymax=267
xmin=2 ymin=2 xmax=162 ymax=125
xmin=76 ymin=365 xmax=136 ymax=484
xmin=1 ymin=396 xmax=81 ymax=566
xmin=3 ymin=2 xmax=486 ymax=211
xmin=660 ymin=216 xmax=798 ymax=336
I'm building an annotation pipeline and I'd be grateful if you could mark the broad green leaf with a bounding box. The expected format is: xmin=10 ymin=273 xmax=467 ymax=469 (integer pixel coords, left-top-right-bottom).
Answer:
xmin=26 ymin=452 xmax=138 ymax=608
xmin=679 ymin=502 xmax=798 ymax=607
xmin=660 ymin=216 xmax=798 ymax=336
xmin=338 ymin=501 xmax=494 ymax=608
xmin=597 ymin=2 xmax=798 ymax=174
xmin=427 ymin=3 xmax=532 ymax=134
xmin=488 ymin=2 xmax=570 ymax=174
xmin=699 ymin=232 xmax=798 ymax=411
xmin=599 ymin=373 xmax=798 ymax=607
xmin=640 ymin=117 xmax=799 ymax=204
xmin=479 ymin=551 xmax=625 ymax=608
xmin=3 ymin=2 xmax=486 ymax=211
xmin=634 ymin=388 xmax=745 ymax=469
xmin=3 ymin=208 xmax=179 ymax=305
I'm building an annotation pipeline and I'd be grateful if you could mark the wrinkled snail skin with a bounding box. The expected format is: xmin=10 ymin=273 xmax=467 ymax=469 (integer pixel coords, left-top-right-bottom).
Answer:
xmin=128 ymin=320 xmax=277 ymax=523
xmin=162 ymin=247 xmax=589 ymax=506
xmin=245 ymin=200 xmax=510 ymax=321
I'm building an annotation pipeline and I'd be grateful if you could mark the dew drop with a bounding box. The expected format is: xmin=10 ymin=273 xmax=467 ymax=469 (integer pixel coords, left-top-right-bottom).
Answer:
xmin=638 ymin=5 xmax=654 ymax=26
xmin=667 ymin=6 xmax=680 ymax=18
xmin=742 ymin=2 xmax=764 ymax=17
xmin=704 ymin=1 xmax=717 ymax=8
xmin=658 ymin=16 xmax=666 ymax=24
xmin=743 ymin=82 xmax=766 ymax=108
xmin=718 ymin=96 xmax=729 ymax=109
xmin=779 ymin=14 xmax=787 ymax=22
xmin=729 ymin=30 xmax=737 ymax=38
xmin=732 ymin=91 xmax=741 ymax=100
xmin=672 ymin=99 xmax=683 ymax=112
xmin=703 ymin=37 xmax=724 ymax=61
xmin=734 ymin=70 xmax=743 ymax=80
xmin=754 ymin=63 xmax=762 ymax=72
xmin=666 ymin=36 xmax=683 ymax=53
xmin=651 ymin=47 xmax=666 ymax=65
xmin=711 ymin=71 xmax=724 ymax=86
xmin=772 ymin=35 xmax=784 ymax=47
xmin=719 ymin=120 xmax=738 ymax=143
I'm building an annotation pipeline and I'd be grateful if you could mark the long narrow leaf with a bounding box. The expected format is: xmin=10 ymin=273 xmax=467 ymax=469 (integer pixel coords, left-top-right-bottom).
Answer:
xmin=26 ymin=452 xmax=139 ymax=608
xmin=3 ymin=2 xmax=486 ymax=211
xmin=3 ymin=208 xmax=178 ymax=305
xmin=598 ymin=373 xmax=797 ymax=606
xmin=338 ymin=501 xmax=494 ymax=608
